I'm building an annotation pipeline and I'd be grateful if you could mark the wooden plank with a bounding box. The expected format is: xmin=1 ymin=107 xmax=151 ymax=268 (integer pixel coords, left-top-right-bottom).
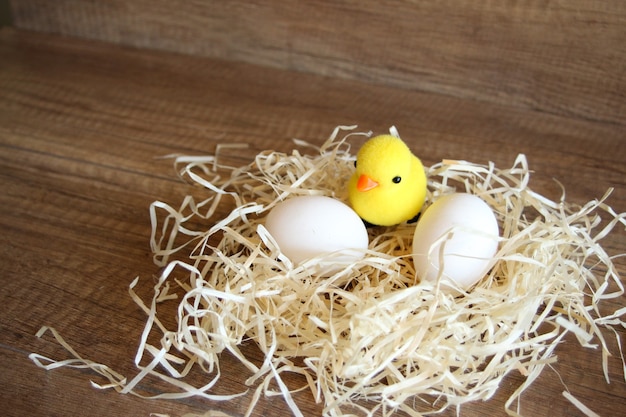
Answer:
xmin=9 ymin=0 xmax=626 ymax=124
xmin=0 ymin=28 xmax=625 ymax=417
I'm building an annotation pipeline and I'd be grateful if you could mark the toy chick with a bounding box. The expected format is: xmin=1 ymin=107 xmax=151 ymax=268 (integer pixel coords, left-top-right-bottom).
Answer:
xmin=348 ymin=134 xmax=427 ymax=226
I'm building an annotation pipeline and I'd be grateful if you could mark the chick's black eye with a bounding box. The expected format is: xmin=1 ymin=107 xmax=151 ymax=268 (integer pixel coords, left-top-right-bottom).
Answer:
xmin=354 ymin=160 xmax=357 ymax=168
xmin=392 ymin=176 xmax=402 ymax=184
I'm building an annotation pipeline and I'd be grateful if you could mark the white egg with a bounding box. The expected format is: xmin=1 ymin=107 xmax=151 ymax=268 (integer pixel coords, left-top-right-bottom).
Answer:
xmin=412 ymin=193 xmax=499 ymax=291
xmin=265 ymin=196 xmax=369 ymax=266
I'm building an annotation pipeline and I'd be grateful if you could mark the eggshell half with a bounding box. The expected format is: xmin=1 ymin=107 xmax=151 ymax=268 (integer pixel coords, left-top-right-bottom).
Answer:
xmin=265 ymin=196 xmax=369 ymax=265
xmin=412 ymin=193 xmax=499 ymax=291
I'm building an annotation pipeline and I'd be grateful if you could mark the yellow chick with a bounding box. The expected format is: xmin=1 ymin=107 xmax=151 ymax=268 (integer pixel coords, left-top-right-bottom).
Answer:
xmin=348 ymin=134 xmax=427 ymax=226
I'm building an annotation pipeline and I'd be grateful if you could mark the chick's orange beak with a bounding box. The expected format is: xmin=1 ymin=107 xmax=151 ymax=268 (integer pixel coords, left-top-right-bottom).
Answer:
xmin=357 ymin=174 xmax=379 ymax=192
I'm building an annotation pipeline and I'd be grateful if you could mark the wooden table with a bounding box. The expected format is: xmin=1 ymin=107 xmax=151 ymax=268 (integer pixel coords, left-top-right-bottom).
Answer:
xmin=1 ymin=28 xmax=624 ymax=416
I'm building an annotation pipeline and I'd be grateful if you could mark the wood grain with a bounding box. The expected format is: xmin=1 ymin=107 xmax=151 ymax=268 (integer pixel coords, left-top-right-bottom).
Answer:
xmin=0 ymin=27 xmax=625 ymax=417
xmin=8 ymin=0 xmax=626 ymax=125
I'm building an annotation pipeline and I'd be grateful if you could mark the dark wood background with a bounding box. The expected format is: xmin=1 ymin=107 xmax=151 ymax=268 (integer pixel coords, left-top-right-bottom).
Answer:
xmin=1 ymin=1 xmax=624 ymax=416
xmin=9 ymin=0 xmax=626 ymax=124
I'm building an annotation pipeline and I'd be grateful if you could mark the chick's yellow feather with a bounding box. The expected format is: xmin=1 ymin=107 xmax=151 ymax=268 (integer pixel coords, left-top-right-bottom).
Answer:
xmin=348 ymin=134 xmax=427 ymax=226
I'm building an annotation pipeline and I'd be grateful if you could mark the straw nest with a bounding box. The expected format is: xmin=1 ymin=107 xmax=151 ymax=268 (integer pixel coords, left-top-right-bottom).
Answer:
xmin=31 ymin=126 xmax=625 ymax=417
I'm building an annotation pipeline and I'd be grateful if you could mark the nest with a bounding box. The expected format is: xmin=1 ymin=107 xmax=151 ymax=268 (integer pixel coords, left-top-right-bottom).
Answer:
xmin=31 ymin=126 xmax=626 ymax=417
